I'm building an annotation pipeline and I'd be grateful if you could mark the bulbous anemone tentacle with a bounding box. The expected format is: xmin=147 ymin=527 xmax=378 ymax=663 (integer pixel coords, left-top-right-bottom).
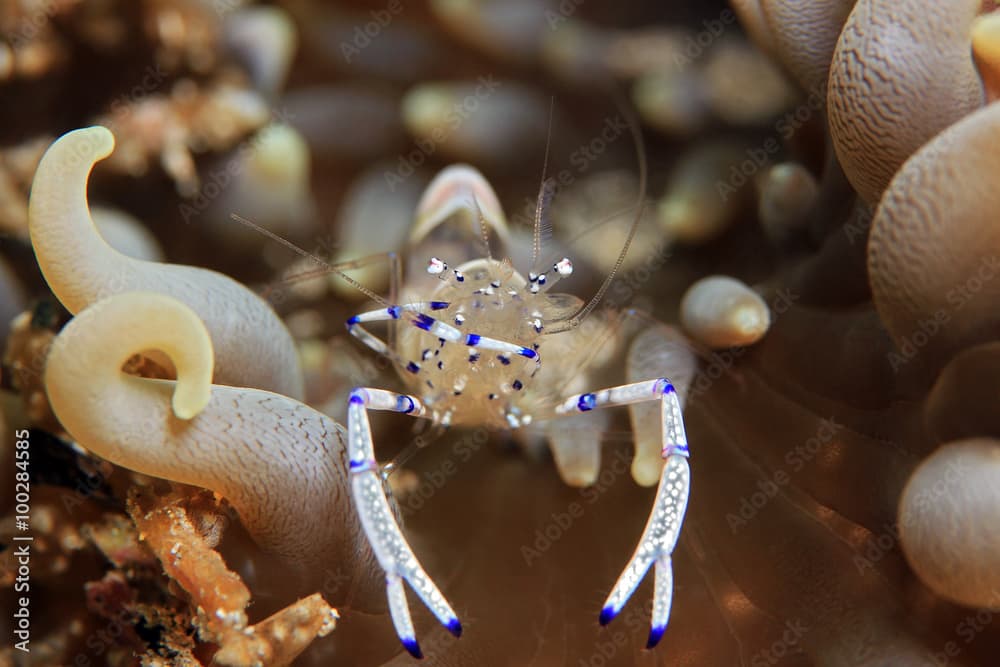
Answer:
xmin=827 ymin=0 xmax=986 ymax=206
xmin=867 ymin=102 xmax=1000 ymax=373
xmin=972 ymin=11 xmax=1000 ymax=101
xmin=972 ymin=10 xmax=1000 ymax=102
xmin=28 ymin=126 xmax=305 ymax=399
xmin=627 ymin=324 xmax=698 ymax=487
xmin=733 ymin=1 xmax=860 ymax=247
xmin=898 ymin=439 xmax=1000 ymax=609
xmin=923 ymin=342 xmax=1000 ymax=443
xmin=43 ymin=291 xmax=381 ymax=604
xmin=730 ymin=0 xmax=778 ymax=59
xmin=759 ymin=0 xmax=857 ymax=97
xmin=680 ymin=275 xmax=771 ymax=350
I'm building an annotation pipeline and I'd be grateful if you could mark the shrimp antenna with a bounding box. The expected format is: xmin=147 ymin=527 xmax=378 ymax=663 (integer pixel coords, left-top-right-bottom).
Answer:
xmin=545 ymin=90 xmax=648 ymax=334
xmin=472 ymin=195 xmax=495 ymax=273
xmin=230 ymin=213 xmax=388 ymax=306
xmin=531 ymin=97 xmax=556 ymax=273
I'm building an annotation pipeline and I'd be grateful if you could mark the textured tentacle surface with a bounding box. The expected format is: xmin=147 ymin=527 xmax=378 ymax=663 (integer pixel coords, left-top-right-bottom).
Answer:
xmin=43 ymin=292 xmax=379 ymax=602
xmin=827 ymin=0 xmax=985 ymax=205
xmin=29 ymin=126 xmax=304 ymax=398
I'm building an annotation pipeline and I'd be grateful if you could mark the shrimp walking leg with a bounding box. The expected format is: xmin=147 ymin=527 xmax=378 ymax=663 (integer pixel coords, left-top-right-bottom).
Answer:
xmin=347 ymin=387 xmax=461 ymax=659
xmin=551 ymin=378 xmax=690 ymax=648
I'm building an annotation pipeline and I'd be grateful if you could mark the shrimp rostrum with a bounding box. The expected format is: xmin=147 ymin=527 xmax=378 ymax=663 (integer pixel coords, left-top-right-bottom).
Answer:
xmin=268 ymin=153 xmax=694 ymax=658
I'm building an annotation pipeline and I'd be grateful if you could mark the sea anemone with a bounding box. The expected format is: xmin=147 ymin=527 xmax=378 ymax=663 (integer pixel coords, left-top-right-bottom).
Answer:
xmin=3 ymin=1 xmax=1000 ymax=665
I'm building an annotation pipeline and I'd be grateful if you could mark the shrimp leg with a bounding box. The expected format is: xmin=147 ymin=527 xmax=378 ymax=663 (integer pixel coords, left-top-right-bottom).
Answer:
xmin=551 ymin=378 xmax=690 ymax=648
xmin=347 ymin=387 xmax=462 ymax=659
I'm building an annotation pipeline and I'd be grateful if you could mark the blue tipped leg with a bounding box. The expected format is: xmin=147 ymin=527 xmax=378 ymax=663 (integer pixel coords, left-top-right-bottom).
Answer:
xmin=402 ymin=637 xmax=423 ymax=659
xmin=599 ymin=605 xmax=616 ymax=627
xmin=646 ymin=625 xmax=666 ymax=649
xmin=447 ymin=618 xmax=463 ymax=638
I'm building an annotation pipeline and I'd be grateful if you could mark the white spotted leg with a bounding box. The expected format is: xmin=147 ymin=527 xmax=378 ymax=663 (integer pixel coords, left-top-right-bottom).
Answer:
xmin=347 ymin=387 xmax=461 ymax=659
xmin=552 ymin=378 xmax=690 ymax=649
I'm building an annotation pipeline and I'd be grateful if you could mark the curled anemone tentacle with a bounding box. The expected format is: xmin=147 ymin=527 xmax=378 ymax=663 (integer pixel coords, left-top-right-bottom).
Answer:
xmin=43 ymin=291 xmax=381 ymax=605
xmin=827 ymin=0 xmax=986 ymax=205
xmin=868 ymin=102 xmax=1000 ymax=374
xmin=15 ymin=3 xmax=1000 ymax=664
xmin=28 ymin=126 xmax=305 ymax=399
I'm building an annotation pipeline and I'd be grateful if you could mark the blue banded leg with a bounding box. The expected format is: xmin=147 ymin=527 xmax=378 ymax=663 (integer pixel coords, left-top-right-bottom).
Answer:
xmin=348 ymin=388 xmax=461 ymax=658
xmin=346 ymin=302 xmax=540 ymax=361
xmin=553 ymin=378 xmax=690 ymax=649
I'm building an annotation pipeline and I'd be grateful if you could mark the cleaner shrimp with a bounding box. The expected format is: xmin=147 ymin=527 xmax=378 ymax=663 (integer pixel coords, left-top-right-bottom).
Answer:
xmin=237 ymin=112 xmax=692 ymax=660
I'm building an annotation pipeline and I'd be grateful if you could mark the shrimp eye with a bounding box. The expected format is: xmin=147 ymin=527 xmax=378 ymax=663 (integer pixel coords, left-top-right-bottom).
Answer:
xmin=427 ymin=257 xmax=447 ymax=274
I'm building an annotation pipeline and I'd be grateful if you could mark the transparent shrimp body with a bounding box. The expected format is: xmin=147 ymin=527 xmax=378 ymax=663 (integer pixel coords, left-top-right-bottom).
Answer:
xmin=342 ymin=165 xmax=692 ymax=659
xmin=395 ymin=257 xmax=600 ymax=430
